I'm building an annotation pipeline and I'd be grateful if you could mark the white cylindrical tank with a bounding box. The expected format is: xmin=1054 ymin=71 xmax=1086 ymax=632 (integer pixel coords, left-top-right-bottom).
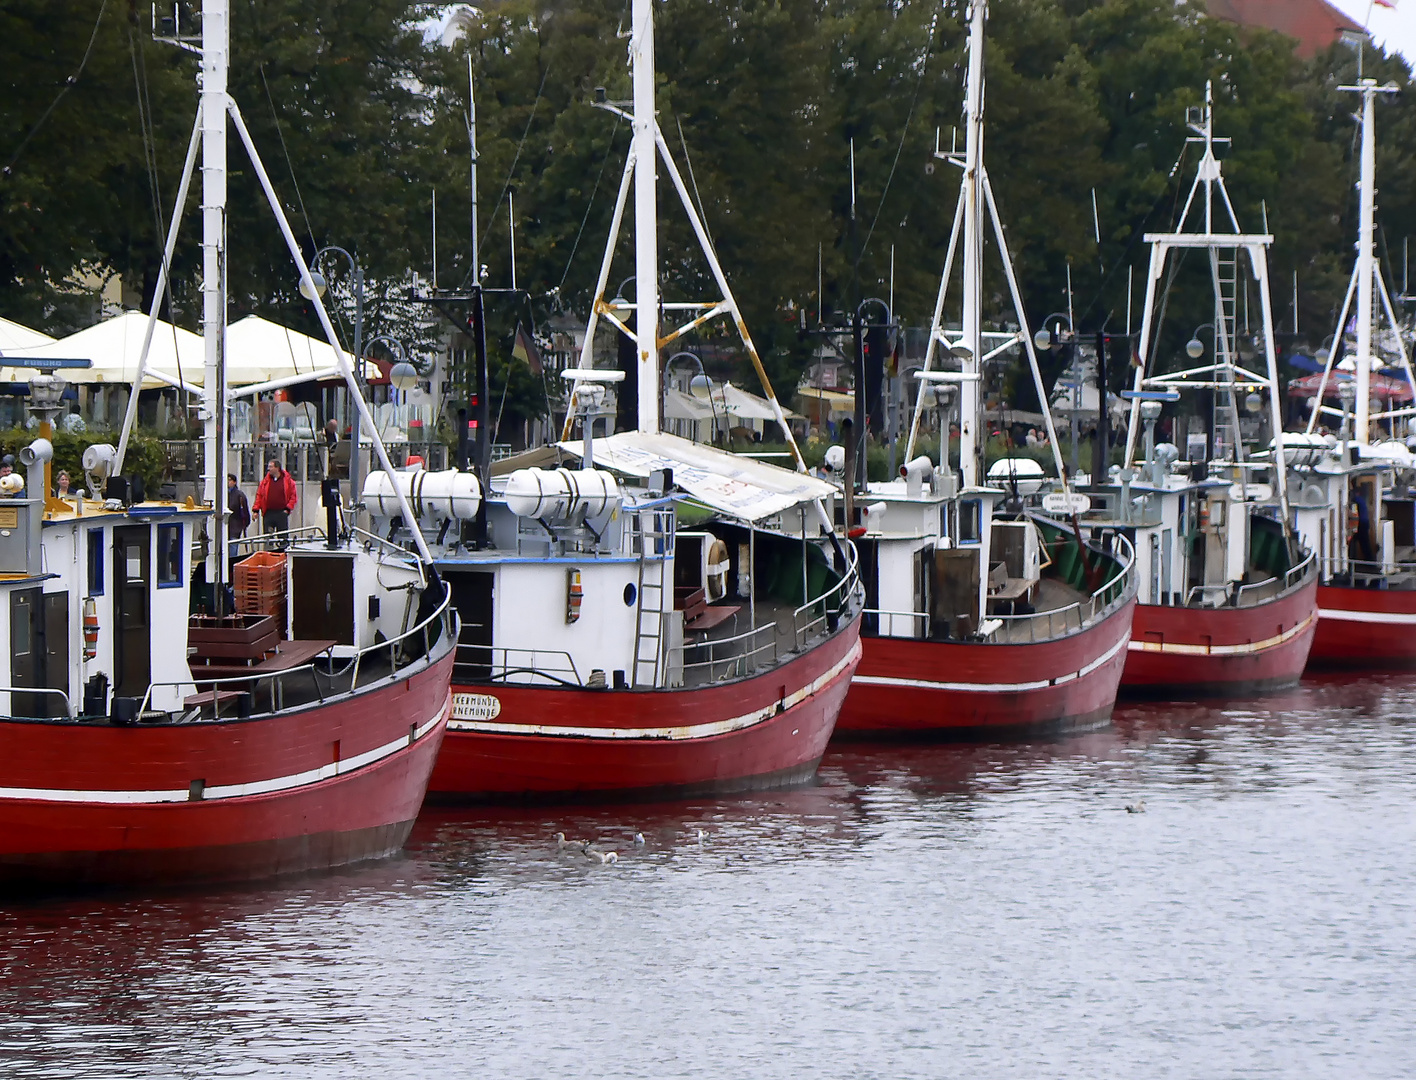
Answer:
xmin=503 ymin=468 xmax=620 ymax=520
xmin=362 ymin=469 xmax=482 ymax=520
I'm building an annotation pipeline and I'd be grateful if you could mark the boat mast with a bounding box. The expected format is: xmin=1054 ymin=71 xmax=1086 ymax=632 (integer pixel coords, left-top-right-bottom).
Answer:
xmin=958 ymin=0 xmax=986 ymax=489
xmin=202 ymin=0 xmax=229 ymax=594
xmin=1352 ymin=79 xmax=1394 ymax=445
xmin=631 ymin=0 xmax=660 ymax=434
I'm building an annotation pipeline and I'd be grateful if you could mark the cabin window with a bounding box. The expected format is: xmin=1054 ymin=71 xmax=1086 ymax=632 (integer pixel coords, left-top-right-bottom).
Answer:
xmin=87 ymin=530 xmax=104 ymax=596
xmin=157 ymin=524 xmax=183 ymax=587
xmin=958 ymin=499 xmax=982 ymax=544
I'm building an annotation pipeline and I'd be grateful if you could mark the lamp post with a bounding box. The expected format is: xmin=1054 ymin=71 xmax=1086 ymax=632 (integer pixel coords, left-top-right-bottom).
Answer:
xmin=1034 ymin=312 xmax=1077 ymax=477
xmin=27 ymin=372 xmax=66 ymax=503
xmin=662 ymin=352 xmax=718 ymax=445
xmin=300 ymin=245 xmax=366 ymax=500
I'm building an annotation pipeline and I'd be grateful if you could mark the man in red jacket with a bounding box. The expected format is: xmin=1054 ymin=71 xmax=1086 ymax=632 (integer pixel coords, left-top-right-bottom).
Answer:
xmin=253 ymin=457 xmax=297 ymax=535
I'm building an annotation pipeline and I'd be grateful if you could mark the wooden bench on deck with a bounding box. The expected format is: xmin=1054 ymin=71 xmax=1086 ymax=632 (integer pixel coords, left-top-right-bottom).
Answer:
xmin=674 ymin=586 xmax=742 ymax=633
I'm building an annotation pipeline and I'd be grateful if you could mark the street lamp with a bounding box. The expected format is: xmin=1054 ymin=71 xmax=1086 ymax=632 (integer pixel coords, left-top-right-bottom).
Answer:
xmin=1185 ymin=323 xmax=1215 ymax=360
xmin=302 ymin=245 xmax=367 ymax=499
xmin=663 ymin=352 xmax=719 ymax=446
xmin=1032 ymin=312 xmax=1073 ymax=352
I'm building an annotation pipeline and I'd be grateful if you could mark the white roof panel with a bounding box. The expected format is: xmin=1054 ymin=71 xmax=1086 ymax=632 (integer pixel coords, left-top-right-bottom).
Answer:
xmin=558 ymin=430 xmax=831 ymax=522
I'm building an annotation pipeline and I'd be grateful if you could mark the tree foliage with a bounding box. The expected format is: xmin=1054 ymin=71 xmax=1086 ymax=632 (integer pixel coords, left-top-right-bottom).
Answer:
xmin=4 ymin=0 xmax=1416 ymax=415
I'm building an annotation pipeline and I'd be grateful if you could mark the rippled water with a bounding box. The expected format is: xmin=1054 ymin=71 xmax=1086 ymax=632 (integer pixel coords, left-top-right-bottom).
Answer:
xmin=4 ymin=674 xmax=1416 ymax=1078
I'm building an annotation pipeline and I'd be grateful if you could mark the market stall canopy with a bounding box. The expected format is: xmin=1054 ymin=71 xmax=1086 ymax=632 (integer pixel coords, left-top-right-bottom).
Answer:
xmin=0 ymin=316 xmax=54 ymax=357
xmin=557 ymin=430 xmax=831 ymax=522
xmin=226 ymin=314 xmax=378 ymax=388
xmin=3 ymin=311 xmax=201 ymax=389
xmin=1288 ymin=371 xmax=1414 ymax=404
xmin=713 ymin=382 xmax=800 ymax=422
xmin=664 ymin=385 xmax=717 ymax=422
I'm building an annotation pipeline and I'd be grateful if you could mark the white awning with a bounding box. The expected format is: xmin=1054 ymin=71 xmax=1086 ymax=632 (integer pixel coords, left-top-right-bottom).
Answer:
xmin=558 ymin=430 xmax=831 ymax=522
xmin=0 ymin=316 xmax=54 ymax=357
xmin=663 ymin=385 xmax=717 ymax=421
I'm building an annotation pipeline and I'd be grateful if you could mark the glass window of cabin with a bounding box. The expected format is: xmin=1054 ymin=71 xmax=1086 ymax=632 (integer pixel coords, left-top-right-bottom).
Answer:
xmin=87 ymin=530 xmax=104 ymax=595
xmin=157 ymin=524 xmax=183 ymax=587
xmin=958 ymin=499 xmax=982 ymax=544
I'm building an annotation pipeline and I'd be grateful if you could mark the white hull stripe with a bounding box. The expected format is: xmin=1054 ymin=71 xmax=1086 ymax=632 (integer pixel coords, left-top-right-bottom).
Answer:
xmin=0 ymin=700 xmax=449 ymax=806
xmin=1317 ymin=607 xmax=1416 ymax=626
xmin=1126 ymin=610 xmax=1316 ymax=657
xmin=448 ymin=638 xmax=862 ymax=741
xmin=851 ymin=628 xmax=1130 ymax=695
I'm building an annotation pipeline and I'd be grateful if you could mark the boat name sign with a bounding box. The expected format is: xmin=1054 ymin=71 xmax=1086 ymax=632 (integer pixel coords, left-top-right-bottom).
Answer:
xmin=1042 ymin=492 xmax=1092 ymax=515
xmin=452 ymin=693 xmax=502 ymax=721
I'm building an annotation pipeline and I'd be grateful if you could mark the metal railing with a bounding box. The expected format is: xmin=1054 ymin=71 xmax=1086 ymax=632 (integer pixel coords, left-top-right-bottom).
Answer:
xmin=135 ymin=585 xmax=457 ymax=721
xmin=1233 ymin=551 xmax=1317 ymax=607
xmin=455 ymin=644 xmax=583 ymax=687
xmin=863 ymin=607 xmax=929 ymax=638
xmin=988 ymin=533 xmax=1136 ymax=644
xmin=678 ymin=620 xmax=779 ymax=684
xmin=793 ymin=539 xmax=864 ymax=651
xmin=0 ymin=686 xmax=75 ymax=720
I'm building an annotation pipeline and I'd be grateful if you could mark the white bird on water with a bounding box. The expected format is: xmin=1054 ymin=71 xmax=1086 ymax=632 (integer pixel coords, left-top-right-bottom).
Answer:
xmin=554 ymin=832 xmax=588 ymax=853
xmin=633 ymin=833 xmax=646 ymax=846
xmin=1125 ymin=800 xmax=1147 ymax=814
xmin=584 ymin=846 xmax=619 ymax=865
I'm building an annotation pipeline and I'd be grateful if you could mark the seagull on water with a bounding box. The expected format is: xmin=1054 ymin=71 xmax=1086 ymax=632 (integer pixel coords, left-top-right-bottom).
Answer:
xmin=585 ymin=846 xmax=619 ymax=864
xmin=555 ymin=831 xmax=588 ymax=853
xmin=1125 ymin=800 xmax=1147 ymax=814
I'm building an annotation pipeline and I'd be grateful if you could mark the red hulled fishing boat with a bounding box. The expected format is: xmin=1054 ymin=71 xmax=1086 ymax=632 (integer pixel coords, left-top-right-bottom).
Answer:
xmin=1094 ymin=83 xmax=1317 ymax=697
xmin=832 ymin=0 xmax=1137 ymax=737
xmin=404 ymin=0 xmax=862 ymax=801
xmin=1289 ymin=80 xmax=1416 ymax=669
xmin=0 ymin=0 xmax=456 ymax=887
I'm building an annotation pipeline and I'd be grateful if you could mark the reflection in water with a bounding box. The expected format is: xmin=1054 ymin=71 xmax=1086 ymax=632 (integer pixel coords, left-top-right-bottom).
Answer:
xmin=3 ymin=675 xmax=1415 ymax=1078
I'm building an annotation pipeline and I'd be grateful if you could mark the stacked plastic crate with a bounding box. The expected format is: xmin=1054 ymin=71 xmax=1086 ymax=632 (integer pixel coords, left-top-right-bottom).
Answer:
xmin=233 ymin=551 xmax=287 ymax=635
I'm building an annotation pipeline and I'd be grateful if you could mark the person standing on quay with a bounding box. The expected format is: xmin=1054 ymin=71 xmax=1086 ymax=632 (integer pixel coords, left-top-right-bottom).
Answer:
xmin=253 ymin=457 xmax=297 ymax=536
xmin=227 ymin=473 xmax=251 ymax=541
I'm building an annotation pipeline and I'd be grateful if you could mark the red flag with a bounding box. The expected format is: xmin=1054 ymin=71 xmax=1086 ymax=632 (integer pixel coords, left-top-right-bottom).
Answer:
xmin=1375 ymin=0 xmax=1396 ymax=9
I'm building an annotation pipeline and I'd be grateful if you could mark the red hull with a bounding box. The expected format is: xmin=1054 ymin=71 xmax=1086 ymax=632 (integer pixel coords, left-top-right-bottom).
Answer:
xmin=836 ymin=597 xmax=1136 ymax=736
xmin=0 ymin=650 xmax=454 ymax=888
xmin=1121 ymin=576 xmax=1317 ymax=695
xmin=427 ymin=614 xmax=862 ymax=801
xmin=1309 ymin=583 xmax=1416 ymax=669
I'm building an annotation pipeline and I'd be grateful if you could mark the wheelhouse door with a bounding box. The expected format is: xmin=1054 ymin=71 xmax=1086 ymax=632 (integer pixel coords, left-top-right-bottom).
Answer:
xmin=448 ymin=570 xmax=494 ymax=682
xmin=112 ymin=525 xmax=151 ymax=699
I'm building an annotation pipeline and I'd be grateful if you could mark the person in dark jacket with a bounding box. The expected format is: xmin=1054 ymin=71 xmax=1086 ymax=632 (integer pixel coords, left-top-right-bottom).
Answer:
xmin=227 ymin=473 xmax=251 ymax=540
xmin=253 ymin=458 xmax=297 ymax=535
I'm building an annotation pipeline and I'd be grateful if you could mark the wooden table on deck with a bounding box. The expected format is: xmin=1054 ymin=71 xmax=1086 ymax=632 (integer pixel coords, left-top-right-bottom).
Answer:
xmin=190 ymin=638 xmax=338 ymax=711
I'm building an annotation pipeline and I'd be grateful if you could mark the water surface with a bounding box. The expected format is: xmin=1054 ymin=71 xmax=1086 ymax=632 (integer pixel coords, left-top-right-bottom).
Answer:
xmin=3 ymin=674 xmax=1414 ymax=1077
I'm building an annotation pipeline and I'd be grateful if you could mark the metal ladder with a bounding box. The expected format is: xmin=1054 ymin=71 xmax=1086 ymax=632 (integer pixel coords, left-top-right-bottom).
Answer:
xmin=1213 ymin=247 xmax=1241 ymax=457
xmin=632 ymin=510 xmax=671 ymax=688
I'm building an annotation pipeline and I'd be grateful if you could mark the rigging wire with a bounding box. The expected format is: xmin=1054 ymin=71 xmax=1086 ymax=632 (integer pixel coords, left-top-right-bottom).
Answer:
xmin=557 ymin=115 xmax=623 ymax=291
xmin=674 ymin=113 xmax=715 ymax=253
xmin=245 ymin=0 xmax=318 ymax=253
xmin=860 ymin=12 xmax=937 ymax=261
xmin=3 ymin=0 xmax=110 ymax=177
xmin=469 ymin=60 xmax=552 ymax=285
xmin=126 ymin=24 xmax=188 ymax=401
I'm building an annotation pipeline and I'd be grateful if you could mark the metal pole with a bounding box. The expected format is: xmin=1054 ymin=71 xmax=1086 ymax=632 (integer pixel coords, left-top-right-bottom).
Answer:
xmin=631 ymin=0 xmax=660 ymax=434
xmin=202 ymin=0 xmax=229 ymax=602
xmin=349 ymin=262 xmax=364 ymax=505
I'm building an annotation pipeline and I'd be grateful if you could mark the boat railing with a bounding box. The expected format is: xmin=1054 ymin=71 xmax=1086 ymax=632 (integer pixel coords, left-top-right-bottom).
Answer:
xmin=680 ymin=621 xmax=779 ymax=683
xmin=1317 ymin=555 xmax=1416 ymax=581
xmin=792 ymin=538 xmax=863 ymax=651
xmin=0 ymin=686 xmax=75 ymax=720
xmin=1185 ymin=583 xmax=1232 ymax=607
xmin=1234 ymin=551 xmax=1317 ymax=607
xmin=988 ymin=533 xmax=1135 ymax=644
xmin=456 ymin=644 xmax=583 ymax=687
xmin=134 ymin=585 xmax=457 ymax=721
xmin=862 ymin=607 xmax=929 ymax=637
xmin=230 ymin=527 xmax=326 ymax=558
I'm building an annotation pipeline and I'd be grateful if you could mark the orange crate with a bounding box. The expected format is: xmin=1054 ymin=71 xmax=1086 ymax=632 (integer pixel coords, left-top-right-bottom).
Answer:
xmin=234 ymin=551 xmax=286 ymax=593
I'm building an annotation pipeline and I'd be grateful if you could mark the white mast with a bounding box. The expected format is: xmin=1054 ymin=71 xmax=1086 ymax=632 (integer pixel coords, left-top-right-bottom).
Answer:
xmin=201 ymin=0 xmax=229 ymax=581
xmin=1352 ymin=79 xmax=1396 ymax=444
xmin=631 ymin=0 xmax=660 ymax=434
xmin=958 ymin=0 xmax=985 ymax=488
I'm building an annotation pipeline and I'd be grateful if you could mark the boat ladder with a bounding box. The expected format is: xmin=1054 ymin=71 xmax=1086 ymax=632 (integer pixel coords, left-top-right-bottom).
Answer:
xmin=632 ymin=511 xmax=672 ymax=688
